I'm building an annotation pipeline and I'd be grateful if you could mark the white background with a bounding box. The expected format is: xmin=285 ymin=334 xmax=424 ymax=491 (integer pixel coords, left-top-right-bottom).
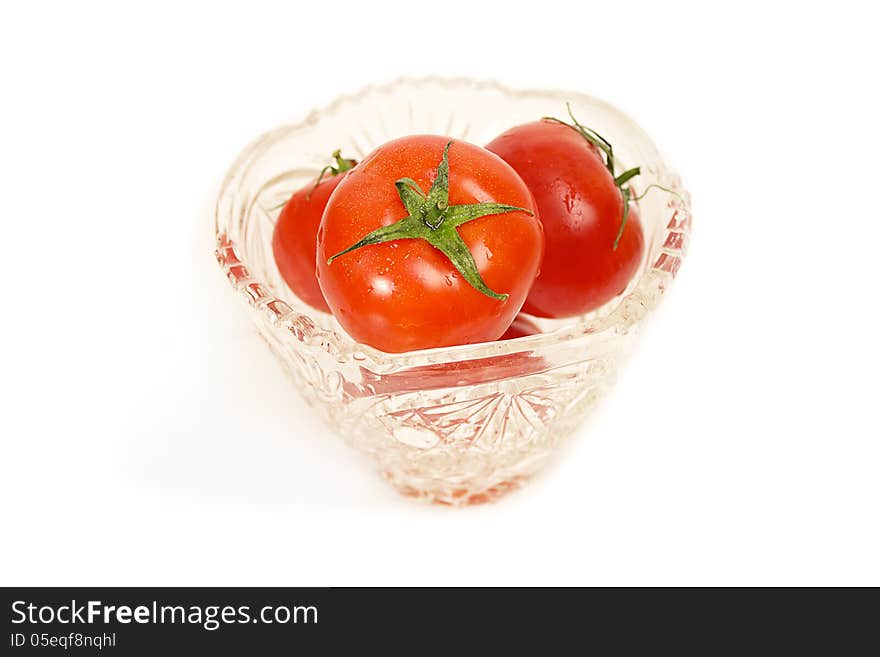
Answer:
xmin=2 ymin=2 xmax=878 ymax=586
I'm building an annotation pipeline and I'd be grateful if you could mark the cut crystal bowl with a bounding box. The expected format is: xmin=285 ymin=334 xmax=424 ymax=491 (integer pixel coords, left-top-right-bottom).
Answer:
xmin=214 ymin=77 xmax=691 ymax=505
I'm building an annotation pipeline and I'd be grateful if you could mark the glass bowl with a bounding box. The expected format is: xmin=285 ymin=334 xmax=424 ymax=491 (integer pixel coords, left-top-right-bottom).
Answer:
xmin=214 ymin=77 xmax=691 ymax=505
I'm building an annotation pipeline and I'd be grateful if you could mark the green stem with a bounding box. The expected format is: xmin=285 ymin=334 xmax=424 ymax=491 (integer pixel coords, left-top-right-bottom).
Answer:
xmin=614 ymin=167 xmax=641 ymax=187
xmin=308 ymin=149 xmax=357 ymax=198
xmin=632 ymin=183 xmax=686 ymax=204
xmin=326 ymin=141 xmax=533 ymax=301
xmin=331 ymin=149 xmax=356 ymax=174
xmin=545 ymin=105 xmax=646 ymax=250
xmin=614 ymin=189 xmax=632 ymax=250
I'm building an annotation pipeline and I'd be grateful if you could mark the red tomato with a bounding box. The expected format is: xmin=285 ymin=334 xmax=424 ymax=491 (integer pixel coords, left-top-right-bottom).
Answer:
xmin=316 ymin=135 xmax=543 ymax=353
xmin=486 ymin=119 xmax=645 ymax=318
xmin=272 ymin=151 xmax=355 ymax=312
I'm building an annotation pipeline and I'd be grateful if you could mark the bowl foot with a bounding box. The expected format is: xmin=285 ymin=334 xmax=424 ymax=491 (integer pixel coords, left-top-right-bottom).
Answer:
xmin=382 ymin=471 xmax=529 ymax=506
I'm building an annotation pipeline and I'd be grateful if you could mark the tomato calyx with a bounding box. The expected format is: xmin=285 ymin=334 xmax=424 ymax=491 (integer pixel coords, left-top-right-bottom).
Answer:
xmin=309 ymin=149 xmax=357 ymax=198
xmin=326 ymin=141 xmax=533 ymax=301
xmin=544 ymin=104 xmax=643 ymax=250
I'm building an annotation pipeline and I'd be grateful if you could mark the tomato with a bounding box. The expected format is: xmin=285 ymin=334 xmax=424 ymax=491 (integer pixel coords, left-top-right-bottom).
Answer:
xmin=272 ymin=150 xmax=355 ymax=312
xmin=316 ymin=135 xmax=543 ymax=353
xmin=500 ymin=315 xmax=540 ymax=340
xmin=486 ymin=117 xmax=645 ymax=318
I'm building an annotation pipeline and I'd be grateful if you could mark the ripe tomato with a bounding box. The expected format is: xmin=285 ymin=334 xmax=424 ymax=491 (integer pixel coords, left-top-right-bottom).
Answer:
xmin=486 ymin=117 xmax=645 ymax=318
xmin=272 ymin=150 xmax=355 ymax=312
xmin=316 ymin=135 xmax=543 ymax=353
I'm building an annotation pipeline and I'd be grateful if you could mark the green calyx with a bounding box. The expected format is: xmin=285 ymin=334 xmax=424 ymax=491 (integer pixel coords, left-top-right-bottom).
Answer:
xmin=544 ymin=103 xmax=641 ymax=250
xmin=326 ymin=141 xmax=532 ymax=301
xmin=309 ymin=149 xmax=357 ymax=197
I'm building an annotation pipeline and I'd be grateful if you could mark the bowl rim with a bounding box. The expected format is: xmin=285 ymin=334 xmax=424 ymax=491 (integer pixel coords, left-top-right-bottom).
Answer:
xmin=214 ymin=76 xmax=691 ymax=369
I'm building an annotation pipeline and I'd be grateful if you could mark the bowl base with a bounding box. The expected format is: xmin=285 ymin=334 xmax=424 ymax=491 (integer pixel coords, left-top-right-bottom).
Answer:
xmin=383 ymin=471 xmax=530 ymax=506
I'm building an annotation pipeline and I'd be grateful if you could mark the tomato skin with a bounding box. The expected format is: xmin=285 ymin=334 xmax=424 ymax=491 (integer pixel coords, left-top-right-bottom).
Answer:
xmin=272 ymin=173 xmax=347 ymax=313
xmin=486 ymin=119 xmax=645 ymax=318
xmin=316 ymin=135 xmax=543 ymax=353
